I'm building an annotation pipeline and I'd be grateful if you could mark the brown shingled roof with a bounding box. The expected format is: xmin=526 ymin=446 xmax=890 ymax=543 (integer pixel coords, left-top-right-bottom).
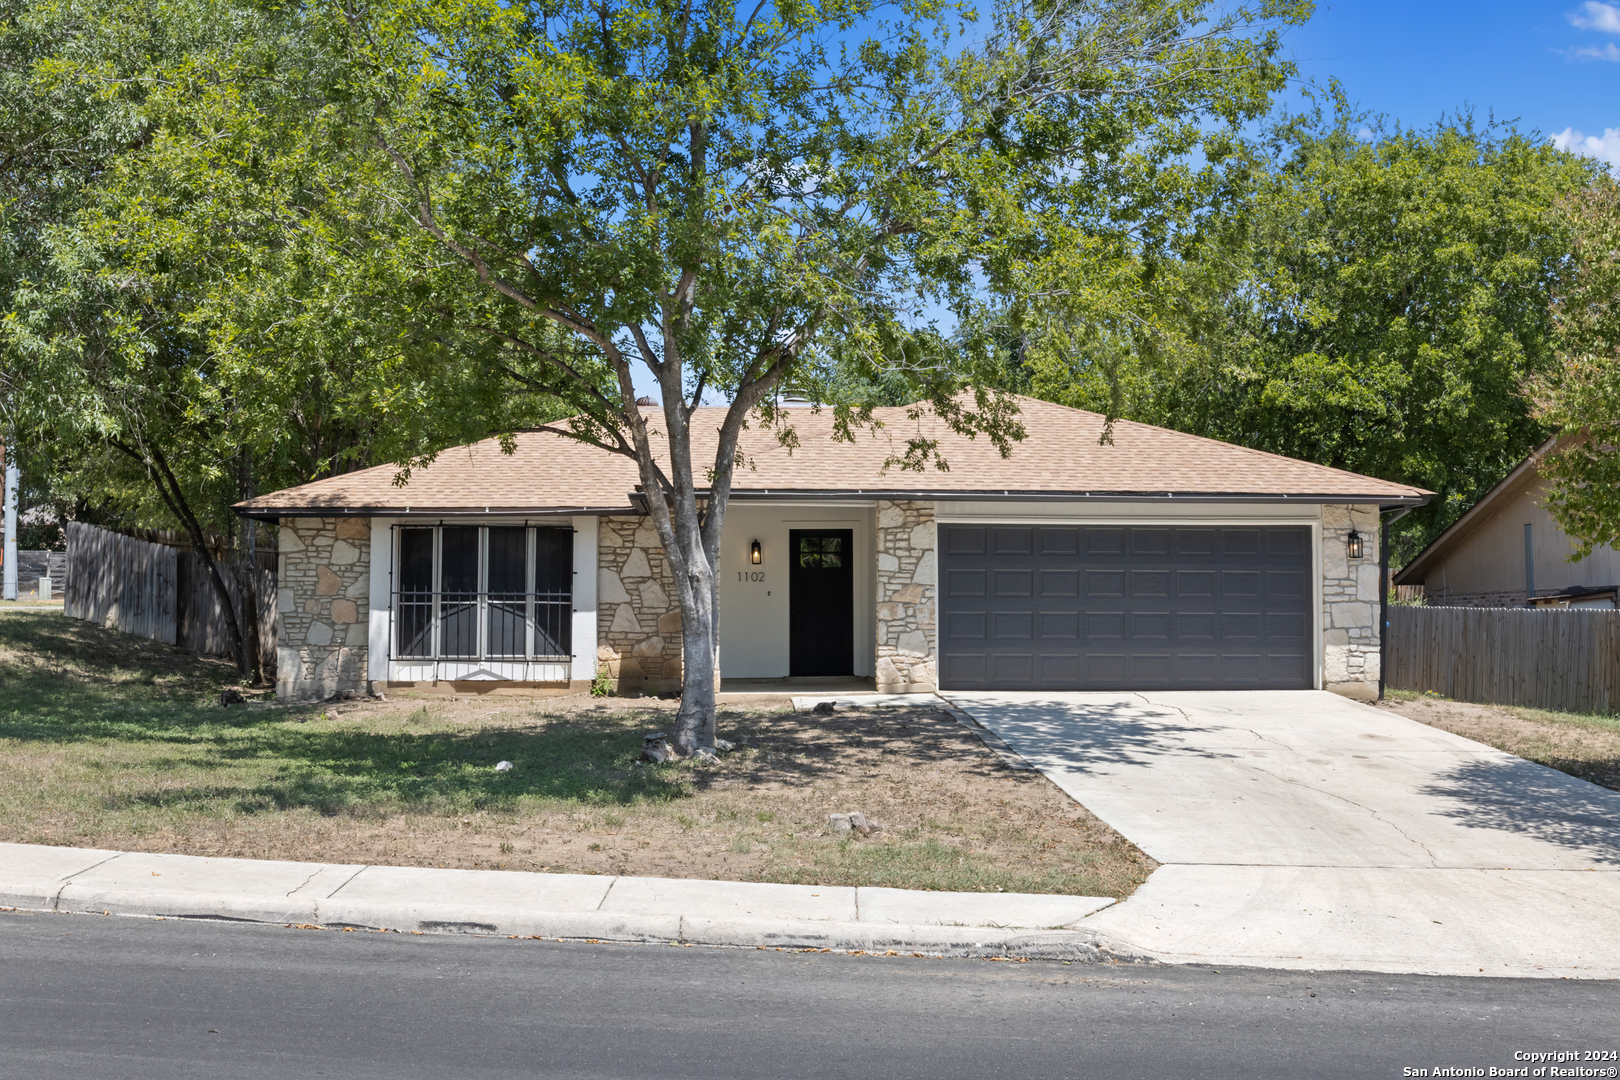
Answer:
xmin=236 ymin=396 xmax=1430 ymax=516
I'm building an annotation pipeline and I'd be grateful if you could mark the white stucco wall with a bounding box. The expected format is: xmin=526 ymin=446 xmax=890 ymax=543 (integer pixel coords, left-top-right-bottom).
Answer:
xmin=716 ymin=502 xmax=876 ymax=679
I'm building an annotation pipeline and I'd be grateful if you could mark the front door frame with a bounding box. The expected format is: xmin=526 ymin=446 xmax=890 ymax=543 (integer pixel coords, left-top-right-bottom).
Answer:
xmin=788 ymin=527 xmax=856 ymax=676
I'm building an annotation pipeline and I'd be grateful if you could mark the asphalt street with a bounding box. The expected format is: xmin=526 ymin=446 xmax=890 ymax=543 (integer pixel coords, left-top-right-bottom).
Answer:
xmin=0 ymin=909 xmax=1614 ymax=1079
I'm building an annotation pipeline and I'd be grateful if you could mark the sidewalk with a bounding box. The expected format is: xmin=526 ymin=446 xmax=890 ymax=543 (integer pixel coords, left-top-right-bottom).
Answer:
xmin=0 ymin=842 xmax=1131 ymax=961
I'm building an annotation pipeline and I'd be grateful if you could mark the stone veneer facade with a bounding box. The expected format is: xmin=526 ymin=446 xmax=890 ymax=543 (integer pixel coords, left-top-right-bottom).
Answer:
xmin=874 ymin=500 xmax=937 ymax=693
xmin=1321 ymin=503 xmax=1381 ymax=700
xmin=277 ymin=516 xmax=370 ymax=701
xmin=596 ymin=516 xmax=684 ymax=693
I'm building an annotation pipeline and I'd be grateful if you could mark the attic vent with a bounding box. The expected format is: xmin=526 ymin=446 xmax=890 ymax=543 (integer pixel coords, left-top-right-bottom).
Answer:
xmin=636 ymin=396 xmax=658 ymax=407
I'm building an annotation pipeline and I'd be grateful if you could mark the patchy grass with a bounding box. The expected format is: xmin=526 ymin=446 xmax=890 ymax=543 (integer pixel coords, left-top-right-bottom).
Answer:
xmin=0 ymin=610 xmax=1152 ymax=897
xmin=1382 ymin=689 xmax=1620 ymax=793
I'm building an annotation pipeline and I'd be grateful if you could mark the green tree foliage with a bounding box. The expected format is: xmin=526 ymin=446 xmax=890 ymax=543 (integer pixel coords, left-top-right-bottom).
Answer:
xmin=1528 ymin=176 xmax=1620 ymax=558
xmin=1 ymin=0 xmax=570 ymax=674
xmin=1017 ymin=100 xmax=1601 ymax=560
xmin=92 ymin=0 xmax=1308 ymax=745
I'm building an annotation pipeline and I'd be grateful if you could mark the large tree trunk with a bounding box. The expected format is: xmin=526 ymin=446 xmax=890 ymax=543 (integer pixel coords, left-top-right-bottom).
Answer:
xmin=111 ymin=435 xmax=250 ymax=675
xmin=673 ymin=548 xmax=719 ymax=753
xmin=239 ymin=453 xmax=264 ymax=685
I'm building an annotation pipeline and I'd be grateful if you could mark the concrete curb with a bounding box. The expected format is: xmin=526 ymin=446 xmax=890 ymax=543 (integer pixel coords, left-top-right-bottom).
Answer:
xmin=0 ymin=843 xmax=1147 ymax=962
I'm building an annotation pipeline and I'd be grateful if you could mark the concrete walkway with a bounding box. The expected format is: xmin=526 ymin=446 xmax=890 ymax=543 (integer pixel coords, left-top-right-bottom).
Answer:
xmin=946 ymin=690 xmax=1620 ymax=979
xmin=0 ymin=842 xmax=1122 ymax=960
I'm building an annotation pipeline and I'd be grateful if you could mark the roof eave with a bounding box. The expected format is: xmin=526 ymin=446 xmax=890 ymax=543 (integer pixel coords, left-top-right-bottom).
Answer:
xmin=237 ymin=487 xmax=1431 ymax=519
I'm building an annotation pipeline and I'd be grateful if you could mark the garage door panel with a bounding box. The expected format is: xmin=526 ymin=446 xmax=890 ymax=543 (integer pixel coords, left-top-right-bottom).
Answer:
xmin=992 ymin=527 xmax=1033 ymax=555
xmin=1177 ymin=530 xmax=1217 ymax=555
xmin=1177 ymin=653 xmax=1219 ymax=684
xmin=1086 ymin=611 xmax=1126 ymax=640
xmin=1086 ymin=529 xmax=1125 ymax=555
xmin=1221 ymin=611 xmax=1262 ymax=639
xmin=1129 ymin=611 xmax=1172 ymax=640
xmin=1176 ymin=570 xmax=1217 ymax=597
xmin=946 ymin=568 xmax=986 ymax=596
xmin=1039 ymin=570 xmax=1079 ymax=596
xmin=992 ymin=612 xmax=1033 ymax=639
xmin=1038 ymin=528 xmax=1080 ymax=556
xmin=942 ymin=652 xmax=985 ymax=684
xmin=940 ymin=524 xmax=1313 ymax=691
xmin=1266 ymin=612 xmax=1309 ymax=640
xmin=1222 ymin=570 xmax=1261 ymax=595
xmin=1222 ymin=529 xmax=1260 ymax=555
xmin=1086 ymin=570 xmax=1126 ymax=596
xmin=993 ymin=654 xmax=1033 ymax=683
xmin=1038 ymin=611 xmax=1079 ymax=639
xmin=994 ymin=570 xmax=1033 ymax=596
xmin=1221 ymin=653 xmax=1262 ymax=683
xmin=1038 ymin=653 xmax=1080 ymax=683
xmin=1177 ymin=612 xmax=1218 ymax=640
xmin=1129 ymin=653 xmax=1173 ymax=684
xmin=1130 ymin=570 xmax=1171 ymax=596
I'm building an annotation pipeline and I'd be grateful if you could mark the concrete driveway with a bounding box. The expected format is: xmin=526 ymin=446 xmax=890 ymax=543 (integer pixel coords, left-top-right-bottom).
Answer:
xmin=947 ymin=690 xmax=1620 ymax=978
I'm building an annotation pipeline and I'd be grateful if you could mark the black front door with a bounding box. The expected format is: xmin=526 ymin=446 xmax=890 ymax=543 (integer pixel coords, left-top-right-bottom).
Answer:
xmin=789 ymin=529 xmax=854 ymax=676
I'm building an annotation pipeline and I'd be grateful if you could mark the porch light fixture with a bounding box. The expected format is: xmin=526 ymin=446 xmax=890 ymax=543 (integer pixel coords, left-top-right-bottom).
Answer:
xmin=1347 ymin=530 xmax=1364 ymax=560
xmin=750 ymin=539 xmax=762 ymax=565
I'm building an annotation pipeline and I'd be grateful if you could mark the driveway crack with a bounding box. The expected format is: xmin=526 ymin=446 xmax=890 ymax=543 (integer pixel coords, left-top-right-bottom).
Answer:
xmin=1246 ymin=763 xmax=1441 ymax=867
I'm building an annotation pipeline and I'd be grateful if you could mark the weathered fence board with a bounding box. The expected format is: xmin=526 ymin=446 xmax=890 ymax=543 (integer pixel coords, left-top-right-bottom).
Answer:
xmin=177 ymin=550 xmax=277 ymax=669
xmin=64 ymin=522 xmax=277 ymax=669
xmin=64 ymin=522 xmax=178 ymax=644
xmin=1387 ymin=606 xmax=1620 ymax=715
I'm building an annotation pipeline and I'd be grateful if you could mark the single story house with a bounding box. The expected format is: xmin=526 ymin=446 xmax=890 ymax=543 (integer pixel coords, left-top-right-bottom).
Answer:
xmin=236 ymin=397 xmax=1430 ymax=703
xmin=1394 ymin=435 xmax=1620 ymax=609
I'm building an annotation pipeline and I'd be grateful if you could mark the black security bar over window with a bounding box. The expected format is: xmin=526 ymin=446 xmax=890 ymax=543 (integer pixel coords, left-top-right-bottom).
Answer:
xmin=394 ymin=525 xmax=573 ymax=661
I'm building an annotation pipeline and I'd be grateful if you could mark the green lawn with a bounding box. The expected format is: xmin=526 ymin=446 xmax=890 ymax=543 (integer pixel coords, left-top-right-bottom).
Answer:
xmin=0 ymin=609 xmax=1153 ymax=896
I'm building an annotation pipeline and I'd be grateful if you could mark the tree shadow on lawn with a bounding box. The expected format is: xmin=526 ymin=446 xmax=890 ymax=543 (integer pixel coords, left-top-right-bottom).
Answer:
xmin=0 ymin=611 xmax=281 ymax=744
xmin=100 ymin=706 xmax=1017 ymax=819
xmin=4 ymin=612 xmax=1023 ymax=818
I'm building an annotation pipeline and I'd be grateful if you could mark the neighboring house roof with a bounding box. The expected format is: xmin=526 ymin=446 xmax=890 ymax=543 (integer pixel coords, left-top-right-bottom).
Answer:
xmin=1393 ymin=434 xmax=1569 ymax=587
xmin=236 ymin=396 xmax=1432 ymax=517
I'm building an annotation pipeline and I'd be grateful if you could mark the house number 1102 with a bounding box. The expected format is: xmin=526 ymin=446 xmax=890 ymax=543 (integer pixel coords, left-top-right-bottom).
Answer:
xmin=737 ymin=571 xmax=765 ymax=582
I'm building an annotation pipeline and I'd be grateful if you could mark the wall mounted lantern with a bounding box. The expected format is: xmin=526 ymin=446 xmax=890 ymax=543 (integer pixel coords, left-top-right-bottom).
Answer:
xmin=1347 ymin=530 xmax=1364 ymax=560
xmin=750 ymin=539 xmax=763 ymax=565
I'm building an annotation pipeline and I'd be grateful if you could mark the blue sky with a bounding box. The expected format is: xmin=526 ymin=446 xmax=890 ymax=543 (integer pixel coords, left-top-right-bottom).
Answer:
xmin=1285 ymin=0 xmax=1620 ymax=166
xmin=635 ymin=1 xmax=1620 ymax=402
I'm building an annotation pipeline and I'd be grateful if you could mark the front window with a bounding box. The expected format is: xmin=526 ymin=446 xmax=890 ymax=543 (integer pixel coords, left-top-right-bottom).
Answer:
xmin=394 ymin=525 xmax=573 ymax=660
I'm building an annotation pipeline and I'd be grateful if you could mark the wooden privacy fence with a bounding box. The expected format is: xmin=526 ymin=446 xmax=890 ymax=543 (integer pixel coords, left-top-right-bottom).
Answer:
xmin=64 ymin=522 xmax=177 ymax=644
xmin=65 ymin=521 xmax=277 ymax=669
xmin=1386 ymin=606 xmax=1620 ymax=715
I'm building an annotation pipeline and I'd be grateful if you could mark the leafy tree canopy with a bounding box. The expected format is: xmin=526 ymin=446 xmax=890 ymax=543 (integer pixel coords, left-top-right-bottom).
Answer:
xmin=13 ymin=0 xmax=1310 ymax=738
xmin=1528 ymin=175 xmax=1620 ymax=558
xmin=1013 ymin=94 xmax=1603 ymax=561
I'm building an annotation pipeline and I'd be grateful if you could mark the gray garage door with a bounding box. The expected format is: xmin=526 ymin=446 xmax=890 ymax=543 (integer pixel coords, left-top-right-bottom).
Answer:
xmin=938 ymin=524 xmax=1313 ymax=691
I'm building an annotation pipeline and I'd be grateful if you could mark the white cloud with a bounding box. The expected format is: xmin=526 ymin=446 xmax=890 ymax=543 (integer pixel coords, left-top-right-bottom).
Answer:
xmin=1570 ymin=1 xmax=1620 ymax=32
xmin=1552 ymin=126 xmax=1620 ymax=168
xmin=1572 ymin=41 xmax=1620 ymax=60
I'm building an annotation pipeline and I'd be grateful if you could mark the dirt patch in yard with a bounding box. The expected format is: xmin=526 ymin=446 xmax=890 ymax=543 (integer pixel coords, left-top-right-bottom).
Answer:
xmin=0 ymin=611 xmax=1153 ymax=897
xmin=1380 ymin=692 xmax=1620 ymax=793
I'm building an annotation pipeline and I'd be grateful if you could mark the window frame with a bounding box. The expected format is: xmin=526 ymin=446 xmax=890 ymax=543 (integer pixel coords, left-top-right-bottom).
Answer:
xmin=391 ymin=524 xmax=573 ymax=662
